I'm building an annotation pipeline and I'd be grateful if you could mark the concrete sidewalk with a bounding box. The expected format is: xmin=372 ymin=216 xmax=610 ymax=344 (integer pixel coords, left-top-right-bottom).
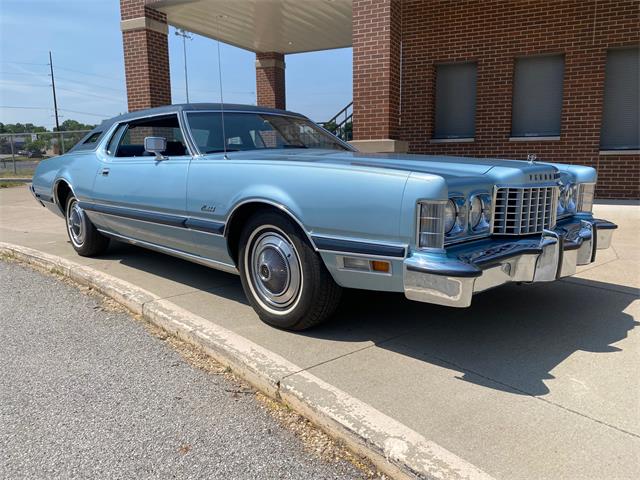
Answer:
xmin=1 ymin=185 xmax=638 ymax=479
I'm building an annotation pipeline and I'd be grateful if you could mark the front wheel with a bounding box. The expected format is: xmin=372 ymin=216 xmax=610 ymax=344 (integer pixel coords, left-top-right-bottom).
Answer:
xmin=238 ymin=211 xmax=342 ymax=331
xmin=65 ymin=195 xmax=110 ymax=256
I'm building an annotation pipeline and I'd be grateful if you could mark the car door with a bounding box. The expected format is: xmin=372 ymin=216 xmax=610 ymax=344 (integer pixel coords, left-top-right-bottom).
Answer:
xmin=90 ymin=113 xmax=195 ymax=253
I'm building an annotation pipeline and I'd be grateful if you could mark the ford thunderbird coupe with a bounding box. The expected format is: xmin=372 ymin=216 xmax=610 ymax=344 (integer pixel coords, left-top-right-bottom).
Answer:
xmin=30 ymin=103 xmax=617 ymax=330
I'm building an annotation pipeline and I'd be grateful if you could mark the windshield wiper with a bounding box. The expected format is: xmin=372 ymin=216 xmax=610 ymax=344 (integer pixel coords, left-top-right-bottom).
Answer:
xmin=282 ymin=144 xmax=308 ymax=149
xmin=204 ymin=148 xmax=240 ymax=154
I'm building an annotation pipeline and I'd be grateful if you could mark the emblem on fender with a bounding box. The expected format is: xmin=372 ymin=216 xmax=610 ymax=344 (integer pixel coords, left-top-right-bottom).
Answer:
xmin=201 ymin=205 xmax=216 ymax=212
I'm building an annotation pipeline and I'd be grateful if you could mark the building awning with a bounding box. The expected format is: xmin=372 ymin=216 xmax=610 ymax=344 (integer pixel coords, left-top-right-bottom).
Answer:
xmin=150 ymin=0 xmax=352 ymax=54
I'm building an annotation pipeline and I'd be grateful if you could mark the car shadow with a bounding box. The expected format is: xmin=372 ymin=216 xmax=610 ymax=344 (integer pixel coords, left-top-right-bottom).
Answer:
xmin=100 ymin=241 xmax=247 ymax=302
xmin=99 ymin=240 xmax=637 ymax=397
xmin=309 ymin=278 xmax=638 ymax=396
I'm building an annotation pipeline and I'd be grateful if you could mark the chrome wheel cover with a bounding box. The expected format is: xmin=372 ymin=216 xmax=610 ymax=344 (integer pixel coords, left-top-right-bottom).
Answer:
xmin=247 ymin=228 xmax=302 ymax=312
xmin=67 ymin=200 xmax=85 ymax=247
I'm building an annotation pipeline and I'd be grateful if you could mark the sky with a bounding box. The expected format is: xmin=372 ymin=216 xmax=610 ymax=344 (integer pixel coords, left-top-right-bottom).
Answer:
xmin=0 ymin=0 xmax=353 ymax=130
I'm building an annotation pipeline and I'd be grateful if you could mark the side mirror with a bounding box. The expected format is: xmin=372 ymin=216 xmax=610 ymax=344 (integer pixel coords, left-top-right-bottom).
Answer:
xmin=144 ymin=136 xmax=167 ymax=160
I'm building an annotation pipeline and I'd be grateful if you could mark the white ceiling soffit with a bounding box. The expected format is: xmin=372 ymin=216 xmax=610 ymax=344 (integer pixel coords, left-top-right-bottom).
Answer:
xmin=151 ymin=0 xmax=353 ymax=54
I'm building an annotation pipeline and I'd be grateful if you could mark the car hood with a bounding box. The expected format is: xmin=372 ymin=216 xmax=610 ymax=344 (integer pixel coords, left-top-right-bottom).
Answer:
xmin=250 ymin=150 xmax=561 ymax=184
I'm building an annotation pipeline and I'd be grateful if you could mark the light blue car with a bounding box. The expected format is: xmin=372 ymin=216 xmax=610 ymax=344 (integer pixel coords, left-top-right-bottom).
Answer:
xmin=30 ymin=103 xmax=617 ymax=330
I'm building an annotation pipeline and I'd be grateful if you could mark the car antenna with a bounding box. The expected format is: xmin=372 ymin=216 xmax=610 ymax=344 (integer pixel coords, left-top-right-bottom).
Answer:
xmin=216 ymin=15 xmax=228 ymax=160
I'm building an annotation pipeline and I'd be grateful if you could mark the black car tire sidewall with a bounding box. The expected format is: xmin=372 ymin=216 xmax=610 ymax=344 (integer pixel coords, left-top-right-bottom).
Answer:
xmin=238 ymin=211 xmax=341 ymax=330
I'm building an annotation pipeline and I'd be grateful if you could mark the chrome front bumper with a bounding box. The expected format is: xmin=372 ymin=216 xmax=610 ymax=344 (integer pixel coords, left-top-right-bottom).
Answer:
xmin=403 ymin=218 xmax=617 ymax=307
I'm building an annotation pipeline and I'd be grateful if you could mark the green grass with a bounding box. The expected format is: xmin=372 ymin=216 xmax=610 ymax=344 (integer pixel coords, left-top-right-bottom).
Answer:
xmin=0 ymin=169 xmax=35 ymax=178
xmin=0 ymin=155 xmax=33 ymax=162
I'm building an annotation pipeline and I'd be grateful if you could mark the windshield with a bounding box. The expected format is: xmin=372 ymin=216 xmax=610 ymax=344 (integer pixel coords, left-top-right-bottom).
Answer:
xmin=185 ymin=111 xmax=350 ymax=154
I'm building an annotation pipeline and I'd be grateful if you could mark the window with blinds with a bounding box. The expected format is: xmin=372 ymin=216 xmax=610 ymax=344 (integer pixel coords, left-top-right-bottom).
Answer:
xmin=511 ymin=55 xmax=564 ymax=138
xmin=600 ymin=47 xmax=640 ymax=150
xmin=433 ymin=62 xmax=477 ymax=139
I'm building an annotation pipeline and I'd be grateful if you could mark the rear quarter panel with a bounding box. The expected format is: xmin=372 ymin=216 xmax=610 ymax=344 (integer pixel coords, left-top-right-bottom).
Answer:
xmin=32 ymin=152 xmax=100 ymax=208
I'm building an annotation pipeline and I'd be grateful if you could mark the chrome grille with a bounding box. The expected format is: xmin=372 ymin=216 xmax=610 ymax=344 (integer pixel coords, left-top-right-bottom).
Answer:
xmin=492 ymin=186 xmax=558 ymax=235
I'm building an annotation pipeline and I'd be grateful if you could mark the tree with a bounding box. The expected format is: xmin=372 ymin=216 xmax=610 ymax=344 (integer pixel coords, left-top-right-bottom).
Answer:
xmin=55 ymin=119 xmax=96 ymax=132
xmin=23 ymin=137 xmax=49 ymax=153
xmin=0 ymin=123 xmax=48 ymax=134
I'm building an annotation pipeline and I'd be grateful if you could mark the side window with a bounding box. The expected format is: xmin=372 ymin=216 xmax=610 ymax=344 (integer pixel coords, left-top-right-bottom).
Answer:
xmin=82 ymin=132 xmax=103 ymax=144
xmin=108 ymin=115 xmax=188 ymax=158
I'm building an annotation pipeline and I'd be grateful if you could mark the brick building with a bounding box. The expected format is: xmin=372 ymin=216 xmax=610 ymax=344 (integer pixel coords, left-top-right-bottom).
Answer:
xmin=120 ymin=0 xmax=639 ymax=198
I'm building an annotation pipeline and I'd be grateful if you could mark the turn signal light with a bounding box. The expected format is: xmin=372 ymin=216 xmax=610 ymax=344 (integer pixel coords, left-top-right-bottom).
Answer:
xmin=341 ymin=256 xmax=391 ymax=274
xmin=371 ymin=260 xmax=390 ymax=273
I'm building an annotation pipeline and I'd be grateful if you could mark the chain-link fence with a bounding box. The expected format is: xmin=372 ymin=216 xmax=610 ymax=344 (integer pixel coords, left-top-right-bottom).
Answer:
xmin=0 ymin=130 xmax=90 ymax=179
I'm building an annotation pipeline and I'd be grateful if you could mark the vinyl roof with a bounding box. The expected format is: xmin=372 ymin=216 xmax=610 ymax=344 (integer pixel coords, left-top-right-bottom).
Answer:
xmin=70 ymin=103 xmax=307 ymax=152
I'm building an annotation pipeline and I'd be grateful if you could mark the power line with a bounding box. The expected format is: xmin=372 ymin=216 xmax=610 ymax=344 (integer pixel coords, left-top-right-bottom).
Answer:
xmin=0 ymin=105 xmax=113 ymax=118
xmin=56 ymin=86 xmax=123 ymax=102
xmin=0 ymin=61 xmax=49 ymax=67
xmin=0 ymin=82 xmax=49 ymax=88
xmin=59 ymin=108 xmax=113 ymax=118
xmin=1 ymin=66 xmax=124 ymax=84
xmin=54 ymin=65 xmax=124 ymax=83
xmin=0 ymin=71 xmax=44 ymax=76
xmin=0 ymin=105 xmax=49 ymax=110
xmin=55 ymin=75 xmax=125 ymax=93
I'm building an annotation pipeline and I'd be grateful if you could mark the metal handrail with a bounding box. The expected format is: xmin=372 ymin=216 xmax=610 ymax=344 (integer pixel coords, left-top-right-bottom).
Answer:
xmin=319 ymin=102 xmax=353 ymax=141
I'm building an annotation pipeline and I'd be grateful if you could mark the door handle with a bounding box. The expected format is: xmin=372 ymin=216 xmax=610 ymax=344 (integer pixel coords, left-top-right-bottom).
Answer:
xmin=100 ymin=168 xmax=110 ymax=177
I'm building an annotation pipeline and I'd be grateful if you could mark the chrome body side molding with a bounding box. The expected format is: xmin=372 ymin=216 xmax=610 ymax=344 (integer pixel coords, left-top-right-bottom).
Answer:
xmin=80 ymin=202 xmax=226 ymax=236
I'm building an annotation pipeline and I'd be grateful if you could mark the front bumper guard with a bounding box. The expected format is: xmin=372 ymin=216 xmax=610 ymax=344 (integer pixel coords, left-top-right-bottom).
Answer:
xmin=404 ymin=218 xmax=617 ymax=307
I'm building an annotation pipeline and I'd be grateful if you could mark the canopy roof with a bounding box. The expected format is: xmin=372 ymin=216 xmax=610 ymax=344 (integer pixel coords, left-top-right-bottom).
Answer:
xmin=150 ymin=0 xmax=353 ymax=54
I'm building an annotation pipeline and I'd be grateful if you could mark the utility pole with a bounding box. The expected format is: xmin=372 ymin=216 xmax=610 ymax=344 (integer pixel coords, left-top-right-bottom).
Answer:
xmin=175 ymin=29 xmax=192 ymax=103
xmin=48 ymin=51 xmax=60 ymax=131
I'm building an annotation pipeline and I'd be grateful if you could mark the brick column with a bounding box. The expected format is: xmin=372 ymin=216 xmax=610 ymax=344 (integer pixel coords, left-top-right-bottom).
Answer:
xmin=350 ymin=0 xmax=407 ymax=153
xmin=255 ymin=52 xmax=286 ymax=110
xmin=120 ymin=0 xmax=171 ymax=112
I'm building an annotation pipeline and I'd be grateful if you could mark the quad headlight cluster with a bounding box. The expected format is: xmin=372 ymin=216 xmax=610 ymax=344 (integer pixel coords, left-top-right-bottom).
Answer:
xmin=418 ymin=193 xmax=492 ymax=249
xmin=417 ymin=181 xmax=595 ymax=250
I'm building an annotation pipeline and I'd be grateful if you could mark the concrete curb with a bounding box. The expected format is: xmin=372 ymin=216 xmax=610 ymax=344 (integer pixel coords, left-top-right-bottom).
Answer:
xmin=0 ymin=242 xmax=495 ymax=480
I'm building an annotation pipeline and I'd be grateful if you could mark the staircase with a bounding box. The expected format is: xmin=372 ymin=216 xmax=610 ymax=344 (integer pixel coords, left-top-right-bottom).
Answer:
xmin=319 ymin=102 xmax=353 ymax=141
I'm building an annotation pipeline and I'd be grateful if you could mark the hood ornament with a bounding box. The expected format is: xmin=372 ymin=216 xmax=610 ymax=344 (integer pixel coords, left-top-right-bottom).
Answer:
xmin=527 ymin=154 xmax=537 ymax=164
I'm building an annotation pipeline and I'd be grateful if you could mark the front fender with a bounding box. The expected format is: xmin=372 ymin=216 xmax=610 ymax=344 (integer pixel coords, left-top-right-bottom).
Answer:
xmin=189 ymin=161 xmax=412 ymax=244
xmin=542 ymin=162 xmax=597 ymax=184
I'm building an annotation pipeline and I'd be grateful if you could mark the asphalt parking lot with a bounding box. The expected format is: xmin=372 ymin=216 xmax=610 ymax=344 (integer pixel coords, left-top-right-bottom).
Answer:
xmin=0 ymin=261 xmax=368 ymax=479
xmin=1 ymin=185 xmax=638 ymax=479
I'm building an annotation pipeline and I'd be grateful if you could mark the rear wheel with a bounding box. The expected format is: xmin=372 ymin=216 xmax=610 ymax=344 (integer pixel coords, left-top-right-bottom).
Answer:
xmin=65 ymin=195 xmax=110 ymax=256
xmin=238 ymin=211 xmax=342 ymax=330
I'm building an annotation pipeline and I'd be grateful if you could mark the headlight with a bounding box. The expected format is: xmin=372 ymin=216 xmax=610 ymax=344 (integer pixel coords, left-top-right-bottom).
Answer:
xmin=469 ymin=193 xmax=491 ymax=232
xmin=444 ymin=199 xmax=457 ymax=233
xmin=577 ymin=183 xmax=595 ymax=213
xmin=469 ymin=196 xmax=482 ymax=228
